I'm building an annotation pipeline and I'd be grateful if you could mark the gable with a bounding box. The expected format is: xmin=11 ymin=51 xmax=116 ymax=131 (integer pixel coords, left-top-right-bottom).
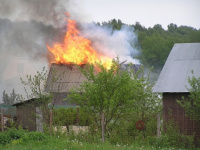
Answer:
xmin=153 ymin=43 xmax=200 ymax=93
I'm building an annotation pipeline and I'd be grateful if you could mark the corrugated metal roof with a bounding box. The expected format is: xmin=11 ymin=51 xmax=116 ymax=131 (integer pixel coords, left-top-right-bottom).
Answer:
xmin=153 ymin=43 xmax=200 ymax=93
xmin=45 ymin=64 xmax=88 ymax=93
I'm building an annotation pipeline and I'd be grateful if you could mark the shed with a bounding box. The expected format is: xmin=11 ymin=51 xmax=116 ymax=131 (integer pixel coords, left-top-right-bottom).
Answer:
xmin=13 ymin=99 xmax=47 ymax=131
xmin=153 ymin=43 xmax=200 ymax=144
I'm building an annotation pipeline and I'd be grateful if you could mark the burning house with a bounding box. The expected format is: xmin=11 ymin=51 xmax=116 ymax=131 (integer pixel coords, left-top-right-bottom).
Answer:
xmin=45 ymin=63 xmax=88 ymax=107
xmin=45 ymin=15 xmax=141 ymax=107
xmin=45 ymin=16 xmax=114 ymax=107
xmin=153 ymin=43 xmax=200 ymax=145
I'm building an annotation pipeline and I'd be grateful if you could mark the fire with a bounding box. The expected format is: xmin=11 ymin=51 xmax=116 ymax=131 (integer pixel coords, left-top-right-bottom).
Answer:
xmin=47 ymin=16 xmax=112 ymax=69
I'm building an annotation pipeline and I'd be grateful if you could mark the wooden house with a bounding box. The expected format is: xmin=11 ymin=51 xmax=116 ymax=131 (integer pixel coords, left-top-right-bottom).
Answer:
xmin=153 ymin=43 xmax=200 ymax=145
xmin=45 ymin=63 xmax=88 ymax=107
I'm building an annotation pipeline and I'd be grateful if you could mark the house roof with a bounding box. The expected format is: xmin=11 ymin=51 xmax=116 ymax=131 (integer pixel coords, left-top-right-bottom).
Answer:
xmin=12 ymin=98 xmax=47 ymax=106
xmin=153 ymin=43 xmax=200 ymax=93
xmin=12 ymin=98 xmax=36 ymax=106
xmin=45 ymin=63 xmax=88 ymax=93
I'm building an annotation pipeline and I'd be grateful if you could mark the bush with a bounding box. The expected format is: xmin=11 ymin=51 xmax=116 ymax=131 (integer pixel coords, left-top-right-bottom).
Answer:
xmin=0 ymin=128 xmax=26 ymax=145
xmin=146 ymin=120 xmax=195 ymax=149
xmin=0 ymin=128 xmax=47 ymax=145
xmin=22 ymin=131 xmax=46 ymax=141
xmin=53 ymin=107 xmax=91 ymax=126
xmin=0 ymin=132 xmax=10 ymax=145
xmin=6 ymin=128 xmax=26 ymax=140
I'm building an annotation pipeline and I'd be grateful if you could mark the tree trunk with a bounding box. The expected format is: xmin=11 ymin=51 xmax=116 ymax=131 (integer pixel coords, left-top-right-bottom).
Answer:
xmin=101 ymin=112 xmax=105 ymax=143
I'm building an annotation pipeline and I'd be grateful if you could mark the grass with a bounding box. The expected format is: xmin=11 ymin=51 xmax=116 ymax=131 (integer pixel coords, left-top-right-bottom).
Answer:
xmin=0 ymin=127 xmax=197 ymax=150
xmin=0 ymin=135 xmax=177 ymax=150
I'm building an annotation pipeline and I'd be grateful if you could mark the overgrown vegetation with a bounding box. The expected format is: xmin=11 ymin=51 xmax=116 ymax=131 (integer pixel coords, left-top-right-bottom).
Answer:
xmin=0 ymin=125 xmax=196 ymax=150
xmin=177 ymin=71 xmax=200 ymax=122
xmin=53 ymin=107 xmax=91 ymax=126
xmin=0 ymin=128 xmax=46 ymax=145
xmin=68 ymin=60 xmax=161 ymax=140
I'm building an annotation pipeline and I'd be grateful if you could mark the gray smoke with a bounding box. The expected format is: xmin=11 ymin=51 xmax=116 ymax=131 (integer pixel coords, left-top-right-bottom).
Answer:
xmin=0 ymin=0 xmax=140 ymax=103
xmin=0 ymin=0 xmax=74 ymax=28
xmin=0 ymin=0 xmax=77 ymax=102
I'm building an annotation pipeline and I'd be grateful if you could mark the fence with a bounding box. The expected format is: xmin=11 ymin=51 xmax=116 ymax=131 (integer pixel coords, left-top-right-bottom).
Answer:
xmin=1 ymin=105 xmax=199 ymax=146
xmin=51 ymin=107 xmax=161 ymax=143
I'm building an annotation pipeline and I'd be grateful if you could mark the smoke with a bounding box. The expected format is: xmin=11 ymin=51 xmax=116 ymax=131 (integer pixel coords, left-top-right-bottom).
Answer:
xmin=0 ymin=0 xmax=76 ymax=102
xmin=80 ymin=23 xmax=140 ymax=64
xmin=0 ymin=0 xmax=85 ymax=28
xmin=0 ymin=0 xmax=140 ymax=103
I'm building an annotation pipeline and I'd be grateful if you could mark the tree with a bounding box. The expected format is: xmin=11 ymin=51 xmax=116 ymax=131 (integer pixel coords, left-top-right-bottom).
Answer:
xmin=140 ymin=34 xmax=171 ymax=69
xmin=20 ymin=67 xmax=50 ymax=101
xmin=177 ymin=71 xmax=200 ymax=122
xmin=67 ymin=60 xmax=158 ymax=137
xmin=2 ymin=89 xmax=19 ymax=105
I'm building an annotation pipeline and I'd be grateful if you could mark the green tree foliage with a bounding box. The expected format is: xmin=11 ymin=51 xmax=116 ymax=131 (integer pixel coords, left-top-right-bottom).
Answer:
xmin=53 ymin=107 xmax=91 ymax=127
xmin=20 ymin=67 xmax=50 ymax=101
xmin=2 ymin=89 xmax=19 ymax=105
xmin=110 ymin=69 xmax=161 ymax=143
xmin=98 ymin=19 xmax=124 ymax=30
xmin=177 ymin=72 xmax=200 ymax=122
xmin=68 ymin=60 xmax=160 ymax=135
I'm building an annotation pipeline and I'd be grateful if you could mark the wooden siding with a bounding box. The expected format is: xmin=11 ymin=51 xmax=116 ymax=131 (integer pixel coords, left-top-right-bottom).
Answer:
xmin=52 ymin=92 xmax=77 ymax=107
xmin=163 ymin=93 xmax=200 ymax=145
xmin=16 ymin=105 xmax=36 ymax=131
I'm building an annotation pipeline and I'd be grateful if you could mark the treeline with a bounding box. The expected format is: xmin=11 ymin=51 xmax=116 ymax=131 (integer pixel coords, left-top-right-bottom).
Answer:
xmin=96 ymin=19 xmax=200 ymax=73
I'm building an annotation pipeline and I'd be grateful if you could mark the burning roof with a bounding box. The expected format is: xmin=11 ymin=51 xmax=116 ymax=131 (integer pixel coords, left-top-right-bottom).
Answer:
xmin=47 ymin=15 xmax=113 ymax=70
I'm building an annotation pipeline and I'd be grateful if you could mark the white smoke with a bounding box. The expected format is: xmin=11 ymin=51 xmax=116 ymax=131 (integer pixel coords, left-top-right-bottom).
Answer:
xmin=80 ymin=23 xmax=140 ymax=64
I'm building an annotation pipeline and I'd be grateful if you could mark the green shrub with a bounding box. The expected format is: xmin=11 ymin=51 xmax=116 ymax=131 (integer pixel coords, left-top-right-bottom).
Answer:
xmin=53 ymin=107 xmax=91 ymax=126
xmin=0 ymin=128 xmax=26 ymax=145
xmin=6 ymin=128 xmax=26 ymax=140
xmin=22 ymin=131 xmax=46 ymax=141
xmin=0 ymin=128 xmax=47 ymax=145
xmin=0 ymin=132 xmax=10 ymax=145
xmin=146 ymin=120 xmax=195 ymax=149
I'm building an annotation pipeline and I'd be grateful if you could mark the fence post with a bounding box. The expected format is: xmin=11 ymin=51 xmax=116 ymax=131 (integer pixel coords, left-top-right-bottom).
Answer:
xmin=50 ymin=109 xmax=53 ymax=127
xmin=157 ymin=113 xmax=161 ymax=138
xmin=1 ymin=109 xmax=4 ymax=132
xmin=101 ymin=112 xmax=105 ymax=143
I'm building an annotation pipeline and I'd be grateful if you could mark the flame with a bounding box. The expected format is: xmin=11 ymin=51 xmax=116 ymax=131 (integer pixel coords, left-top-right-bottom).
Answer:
xmin=47 ymin=16 xmax=112 ymax=69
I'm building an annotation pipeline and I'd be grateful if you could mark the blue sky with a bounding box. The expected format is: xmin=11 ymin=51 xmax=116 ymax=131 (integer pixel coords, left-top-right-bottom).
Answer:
xmin=80 ymin=0 xmax=200 ymax=30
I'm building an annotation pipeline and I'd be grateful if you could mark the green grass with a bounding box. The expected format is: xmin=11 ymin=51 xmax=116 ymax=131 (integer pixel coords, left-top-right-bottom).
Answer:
xmin=0 ymin=135 xmax=172 ymax=150
xmin=0 ymin=128 xmax=197 ymax=150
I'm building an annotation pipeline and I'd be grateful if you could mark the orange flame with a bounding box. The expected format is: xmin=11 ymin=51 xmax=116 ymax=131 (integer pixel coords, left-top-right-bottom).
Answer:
xmin=47 ymin=16 xmax=112 ymax=69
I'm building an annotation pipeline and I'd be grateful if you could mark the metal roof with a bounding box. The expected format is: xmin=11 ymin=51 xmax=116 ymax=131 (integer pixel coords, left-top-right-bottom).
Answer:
xmin=153 ymin=43 xmax=200 ymax=93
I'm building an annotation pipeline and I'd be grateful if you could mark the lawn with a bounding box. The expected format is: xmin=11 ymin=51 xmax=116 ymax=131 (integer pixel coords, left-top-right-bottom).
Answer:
xmin=0 ymin=135 xmax=176 ymax=150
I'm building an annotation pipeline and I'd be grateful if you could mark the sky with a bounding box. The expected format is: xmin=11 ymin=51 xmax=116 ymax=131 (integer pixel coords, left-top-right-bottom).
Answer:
xmin=80 ymin=0 xmax=200 ymax=30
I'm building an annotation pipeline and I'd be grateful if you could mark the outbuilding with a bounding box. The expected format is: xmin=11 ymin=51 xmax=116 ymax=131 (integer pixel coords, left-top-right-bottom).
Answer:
xmin=13 ymin=98 xmax=47 ymax=131
xmin=153 ymin=43 xmax=200 ymax=145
